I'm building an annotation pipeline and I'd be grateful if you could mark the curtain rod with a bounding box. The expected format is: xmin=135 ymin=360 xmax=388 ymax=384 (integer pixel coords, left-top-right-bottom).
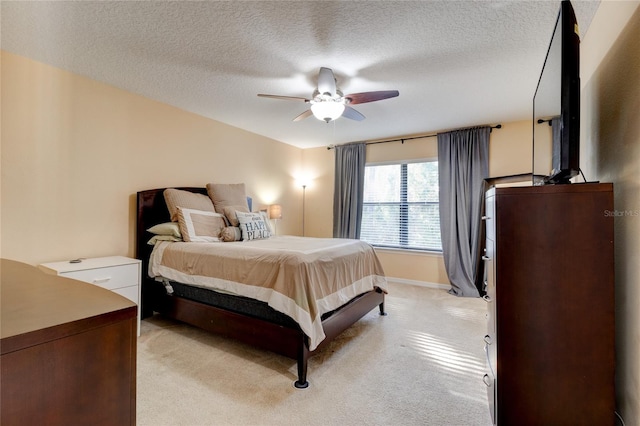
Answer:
xmin=326 ymin=124 xmax=502 ymax=150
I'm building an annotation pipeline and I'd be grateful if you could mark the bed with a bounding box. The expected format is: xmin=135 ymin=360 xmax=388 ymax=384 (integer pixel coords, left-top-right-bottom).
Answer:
xmin=136 ymin=187 xmax=387 ymax=388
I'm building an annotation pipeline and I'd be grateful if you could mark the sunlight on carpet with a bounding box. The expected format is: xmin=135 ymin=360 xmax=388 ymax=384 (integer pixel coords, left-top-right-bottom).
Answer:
xmin=441 ymin=304 xmax=486 ymax=322
xmin=406 ymin=330 xmax=486 ymax=376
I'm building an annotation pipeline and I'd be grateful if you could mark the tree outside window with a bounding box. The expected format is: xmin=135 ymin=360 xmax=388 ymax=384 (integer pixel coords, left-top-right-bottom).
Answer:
xmin=360 ymin=161 xmax=441 ymax=251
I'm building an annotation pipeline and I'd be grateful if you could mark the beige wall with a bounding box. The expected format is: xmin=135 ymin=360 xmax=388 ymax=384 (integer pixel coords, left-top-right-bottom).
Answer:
xmin=300 ymin=146 xmax=335 ymax=238
xmin=1 ymin=51 xmax=304 ymax=265
xmin=580 ymin=2 xmax=640 ymax=423
xmin=488 ymin=120 xmax=533 ymax=178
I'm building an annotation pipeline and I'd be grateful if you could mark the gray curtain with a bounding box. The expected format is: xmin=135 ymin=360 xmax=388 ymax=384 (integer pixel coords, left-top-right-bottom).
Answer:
xmin=333 ymin=142 xmax=366 ymax=239
xmin=438 ymin=127 xmax=490 ymax=297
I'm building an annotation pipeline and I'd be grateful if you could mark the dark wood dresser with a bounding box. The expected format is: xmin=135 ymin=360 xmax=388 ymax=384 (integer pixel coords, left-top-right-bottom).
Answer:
xmin=1 ymin=259 xmax=137 ymax=425
xmin=483 ymin=183 xmax=615 ymax=425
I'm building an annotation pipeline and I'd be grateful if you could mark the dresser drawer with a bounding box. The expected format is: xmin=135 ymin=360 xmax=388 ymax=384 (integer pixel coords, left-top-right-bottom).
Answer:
xmin=61 ymin=263 xmax=138 ymax=291
xmin=484 ymin=348 xmax=496 ymax=425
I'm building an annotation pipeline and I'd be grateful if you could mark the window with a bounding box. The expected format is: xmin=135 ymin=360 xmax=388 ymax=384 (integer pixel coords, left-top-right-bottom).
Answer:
xmin=360 ymin=161 xmax=441 ymax=251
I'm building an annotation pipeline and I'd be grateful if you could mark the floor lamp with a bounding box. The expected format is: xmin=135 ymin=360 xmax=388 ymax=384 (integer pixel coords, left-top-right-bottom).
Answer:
xmin=302 ymin=184 xmax=306 ymax=236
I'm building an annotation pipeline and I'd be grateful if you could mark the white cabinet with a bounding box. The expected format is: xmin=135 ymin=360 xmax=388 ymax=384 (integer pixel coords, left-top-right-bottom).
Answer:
xmin=39 ymin=256 xmax=141 ymax=335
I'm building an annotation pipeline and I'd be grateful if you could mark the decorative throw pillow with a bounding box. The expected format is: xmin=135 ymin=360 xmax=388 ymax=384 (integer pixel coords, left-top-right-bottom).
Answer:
xmin=176 ymin=207 xmax=226 ymax=242
xmin=221 ymin=205 xmax=250 ymax=227
xmin=258 ymin=210 xmax=273 ymax=234
xmin=236 ymin=211 xmax=272 ymax=241
xmin=206 ymin=183 xmax=250 ymax=215
xmin=220 ymin=226 xmax=242 ymax=242
xmin=164 ymin=188 xmax=215 ymax=222
xmin=147 ymin=222 xmax=182 ymax=238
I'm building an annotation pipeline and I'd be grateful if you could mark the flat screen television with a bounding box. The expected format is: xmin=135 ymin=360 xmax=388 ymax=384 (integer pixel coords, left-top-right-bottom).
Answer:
xmin=533 ymin=0 xmax=581 ymax=185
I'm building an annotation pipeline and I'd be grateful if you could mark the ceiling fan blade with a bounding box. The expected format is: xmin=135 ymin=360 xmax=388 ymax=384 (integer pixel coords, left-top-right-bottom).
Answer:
xmin=293 ymin=109 xmax=314 ymax=122
xmin=345 ymin=90 xmax=399 ymax=105
xmin=317 ymin=67 xmax=337 ymax=96
xmin=258 ymin=94 xmax=310 ymax=102
xmin=342 ymin=106 xmax=365 ymax=121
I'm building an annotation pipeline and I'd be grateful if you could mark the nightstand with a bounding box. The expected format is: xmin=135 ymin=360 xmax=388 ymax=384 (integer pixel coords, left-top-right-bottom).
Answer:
xmin=39 ymin=256 xmax=141 ymax=335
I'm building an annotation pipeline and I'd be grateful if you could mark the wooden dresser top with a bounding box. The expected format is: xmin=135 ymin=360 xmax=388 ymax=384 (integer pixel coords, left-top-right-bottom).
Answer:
xmin=1 ymin=258 xmax=136 ymax=351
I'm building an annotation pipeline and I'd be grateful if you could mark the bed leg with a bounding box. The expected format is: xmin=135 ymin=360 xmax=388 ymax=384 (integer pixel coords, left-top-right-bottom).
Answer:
xmin=294 ymin=344 xmax=310 ymax=389
xmin=379 ymin=301 xmax=387 ymax=316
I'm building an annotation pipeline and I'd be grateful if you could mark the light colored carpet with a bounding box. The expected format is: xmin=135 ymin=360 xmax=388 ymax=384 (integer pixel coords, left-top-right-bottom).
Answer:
xmin=137 ymin=282 xmax=493 ymax=426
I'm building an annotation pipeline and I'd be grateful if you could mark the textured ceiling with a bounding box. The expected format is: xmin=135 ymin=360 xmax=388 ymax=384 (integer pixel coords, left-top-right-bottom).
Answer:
xmin=1 ymin=1 xmax=600 ymax=149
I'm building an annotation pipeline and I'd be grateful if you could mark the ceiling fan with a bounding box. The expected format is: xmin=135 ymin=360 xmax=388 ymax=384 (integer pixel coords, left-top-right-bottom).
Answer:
xmin=258 ymin=67 xmax=399 ymax=123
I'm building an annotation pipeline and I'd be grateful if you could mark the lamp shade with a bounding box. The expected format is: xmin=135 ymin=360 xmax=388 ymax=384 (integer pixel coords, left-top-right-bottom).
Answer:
xmin=311 ymin=101 xmax=345 ymax=122
xmin=268 ymin=204 xmax=282 ymax=220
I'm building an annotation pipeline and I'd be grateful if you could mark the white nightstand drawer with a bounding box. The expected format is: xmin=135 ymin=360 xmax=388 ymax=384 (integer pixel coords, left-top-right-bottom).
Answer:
xmin=61 ymin=263 xmax=138 ymax=291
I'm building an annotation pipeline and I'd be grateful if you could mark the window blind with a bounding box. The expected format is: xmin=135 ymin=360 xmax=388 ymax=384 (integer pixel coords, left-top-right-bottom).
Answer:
xmin=360 ymin=161 xmax=442 ymax=251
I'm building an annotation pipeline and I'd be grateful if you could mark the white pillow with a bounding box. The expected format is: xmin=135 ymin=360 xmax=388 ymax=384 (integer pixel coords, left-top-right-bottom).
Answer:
xmin=176 ymin=207 xmax=226 ymax=242
xmin=258 ymin=210 xmax=273 ymax=234
xmin=147 ymin=222 xmax=182 ymax=238
xmin=236 ymin=211 xmax=272 ymax=241
xmin=147 ymin=235 xmax=182 ymax=245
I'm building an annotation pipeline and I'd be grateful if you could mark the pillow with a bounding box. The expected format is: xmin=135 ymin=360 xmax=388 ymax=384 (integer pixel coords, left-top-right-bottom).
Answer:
xmin=236 ymin=211 xmax=272 ymax=241
xmin=258 ymin=210 xmax=273 ymax=234
xmin=147 ymin=235 xmax=182 ymax=245
xmin=147 ymin=222 xmax=182 ymax=238
xmin=206 ymin=183 xmax=250 ymax=215
xmin=176 ymin=207 xmax=227 ymax=242
xmin=164 ymin=188 xmax=215 ymax=222
xmin=221 ymin=205 xmax=250 ymax=227
xmin=220 ymin=226 xmax=242 ymax=242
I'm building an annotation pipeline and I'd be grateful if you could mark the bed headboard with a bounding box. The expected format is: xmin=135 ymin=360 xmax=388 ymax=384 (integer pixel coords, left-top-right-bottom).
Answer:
xmin=136 ymin=187 xmax=206 ymax=271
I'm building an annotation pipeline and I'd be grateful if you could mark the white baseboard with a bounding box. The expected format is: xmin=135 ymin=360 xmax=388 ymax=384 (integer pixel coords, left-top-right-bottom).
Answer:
xmin=386 ymin=277 xmax=450 ymax=290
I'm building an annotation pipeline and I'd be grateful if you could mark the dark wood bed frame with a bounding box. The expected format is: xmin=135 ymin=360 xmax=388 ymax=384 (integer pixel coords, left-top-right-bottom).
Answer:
xmin=136 ymin=187 xmax=386 ymax=388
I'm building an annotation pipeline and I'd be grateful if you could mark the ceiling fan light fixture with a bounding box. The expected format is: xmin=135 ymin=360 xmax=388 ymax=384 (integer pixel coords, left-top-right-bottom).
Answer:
xmin=258 ymin=67 xmax=398 ymax=123
xmin=310 ymin=101 xmax=345 ymax=123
